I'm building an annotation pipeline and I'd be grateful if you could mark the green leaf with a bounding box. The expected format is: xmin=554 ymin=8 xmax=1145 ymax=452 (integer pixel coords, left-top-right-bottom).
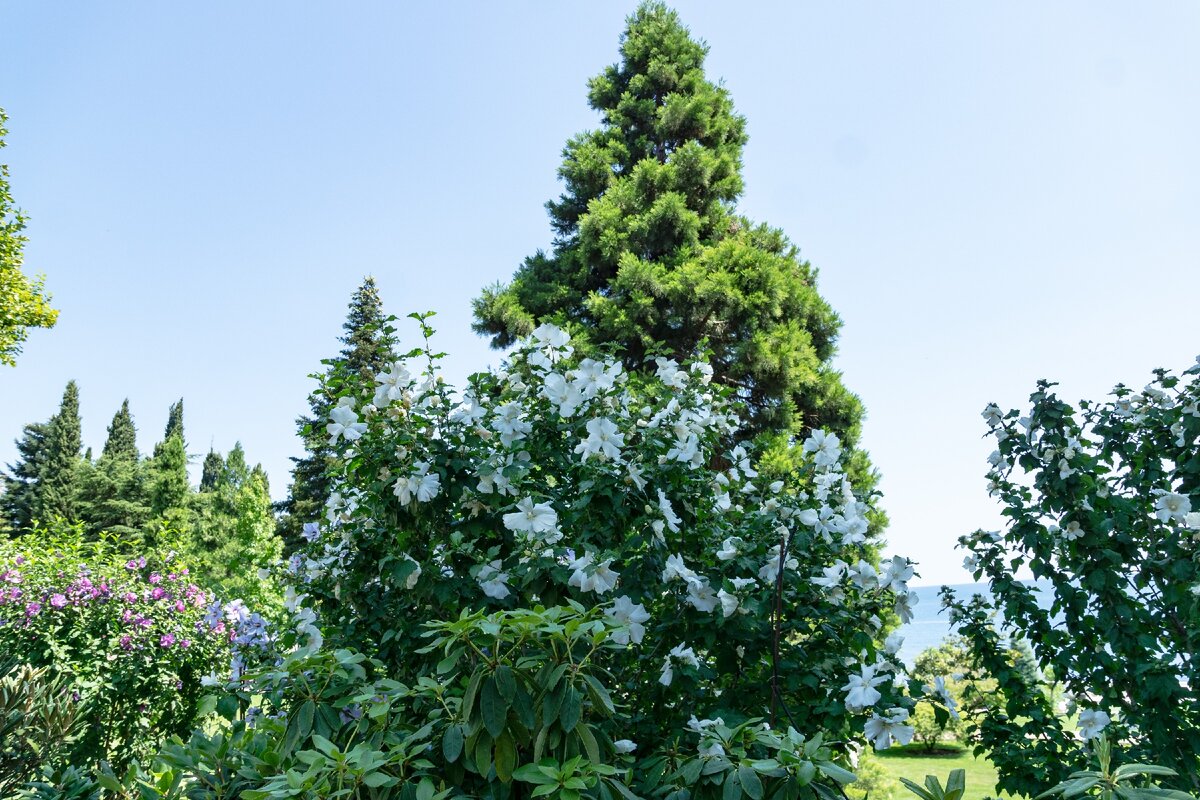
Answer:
xmin=576 ymin=722 xmax=600 ymax=764
xmin=482 ymin=677 xmax=509 ymax=738
xmin=559 ymin=686 xmax=582 ymax=731
xmin=495 ymin=665 xmax=517 ymax=701
xmin=817 ymin=762 xmax=856 ymax=785
xmin=739 ymin=765 xmax=763 ymax=800
xmin=495 ymin=731 xmax=517 ymax=783
xmin=473 ymin=734 xmax=492 ymax=778
xmin=723 ymin=772 xmax=742 ymax=800
xmin=442 ymin=723 xmax=464 ymax=763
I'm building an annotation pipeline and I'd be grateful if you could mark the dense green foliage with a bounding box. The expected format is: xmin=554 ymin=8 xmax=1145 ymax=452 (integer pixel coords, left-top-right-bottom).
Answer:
xmin=947 ymin=361 xmax=1200 ymax=795
xmin=1 ymin=389 xmax=281 ymax=606
xmin=472 ymin=4 xmax=868 ymax=476
xmin=0 ymin=529 xmax=242 ymax=772
xmin=0 ymin=108 xmax=58 ymax=367
xmin=277 ymin=276 xmax=399 ymax=553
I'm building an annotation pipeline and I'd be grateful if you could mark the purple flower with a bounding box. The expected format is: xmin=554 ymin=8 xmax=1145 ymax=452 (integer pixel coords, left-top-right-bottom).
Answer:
xmin=150 ymin=587 xmax=166 ymax=601
xmin=160 ymin=633 xmax=175 ymax=648
xmin=119 ymin=635 xmax=133 ymax=650
xmin=49 ymin=593 xmax=67 ymax=609
xmin=149 ymin=572 xmax=162 ymax=585
xmin=25 ymin=602 xmax=41 ymax=617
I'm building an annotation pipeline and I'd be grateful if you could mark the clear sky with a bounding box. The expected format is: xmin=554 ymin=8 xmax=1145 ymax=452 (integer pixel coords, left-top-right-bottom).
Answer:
xmin=2 ymin=2 xmax=1197 ymax=585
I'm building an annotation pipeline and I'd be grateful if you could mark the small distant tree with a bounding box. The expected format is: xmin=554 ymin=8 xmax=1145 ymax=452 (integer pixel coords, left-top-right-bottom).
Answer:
xmin=947 ymin=360 xmax=1200 ymax=795
xmin=0 ymin=107 xmax=58 ymax=367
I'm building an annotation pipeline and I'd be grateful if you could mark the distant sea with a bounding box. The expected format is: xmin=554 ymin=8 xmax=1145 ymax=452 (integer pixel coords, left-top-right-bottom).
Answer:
xmin=894 ymin=581 xmax=1055 ymax=667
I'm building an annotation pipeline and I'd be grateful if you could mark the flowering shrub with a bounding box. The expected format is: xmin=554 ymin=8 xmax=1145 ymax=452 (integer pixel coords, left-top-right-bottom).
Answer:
xmin=945 ymin=359 xmax=1200 ymax=795
xmin=0 ymin=527 xmax=271 ymax=769
xmin=286 ymin=318 xmax=927 ymax=771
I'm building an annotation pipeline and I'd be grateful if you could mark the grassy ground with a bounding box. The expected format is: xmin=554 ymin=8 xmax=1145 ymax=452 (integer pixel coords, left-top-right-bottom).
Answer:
xmin=875 ymin=743 xmax=1009 ymax=800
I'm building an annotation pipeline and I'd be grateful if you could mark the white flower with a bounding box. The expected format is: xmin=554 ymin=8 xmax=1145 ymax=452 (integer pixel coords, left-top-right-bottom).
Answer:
xmin=301 ymin=522 xmax=321 ymax=542
xmin=625 ymin=463 xmax=647 ymax=490
xmin=528 ymin=323 xmax=573 ymax=369
xmin=568 ymin=552 xmax=620 ymax=595
xmin=613 ymin=739 xmax=637 ymax=754
xmin=849 ymin=560 xmax=878 ymax=590
xmin=1154 ymin=492 xmax=1192 ymax=523
xmin=576 ymin=417 xmax=625 ymax=462
xmin=803 ymin=430 xmax=842 ymax=468
xmin=883 ymin=631 xmax=904 ymax=655
xmin=373 ymin=361 xmax=412 ymax=406
xmin=715 ymin=537 xmax=741 ymax=561
xmin=605 ymin=596 xmax=650 ymax=645
xmin=924 ymin=676 xmax=959 ymax=720
xmin=878 ymin=556 xmax=914 ymax=592
xmin=981 ymin=403 xmax=1003 ymax=427
xmin=813 ymin=560 xmax=847 ymax=589
xmin=401 ymin=554 xmax=421 ymax=590
xmin=503 ymin=497 xmax=559 ymax=540
xmin=541 ymin=372 xmax=583 ymax=417
xmin=659 ymin=643 xmax=700 ymax=685
xmin=685 ymin=577 xmax=718 ymax=613
xmin=655 ymin=358 xmax=688 ymax=389
xmin=1077 ymin=708 xmax=1110 ymax=740
xmin=718 ymin=588 xmax=740 ymax=618
xmin=663 ymin=554 xmax=696 ymax=583
xmin=697 ymin=741 xmax=725 ymax=758
xmin=476 ymin=560 xmax=511 ymax=600
xmin=894 ymin=590 xmax=919 ymax=623
xmin=570 ymin=358 xmax=621 ymax=399
xmin=1062 ymin=521 xmax=1084 ymax=541
xmin=842 ymin=664 xmax=887 ymax=710
xmin=658 ymin=490 xmax=682 ymax=533
xmin=759 ymin=544 xmax=798 ymax=583
xmin=327 ymin=405 xmax=366 ymax=444
xmin=392 ymin=463 xmax=441 ymax=507
xmin=1186 ymin=511 xmax=1200 ymax=530
xmin=864 ymin=708 xmax=915 ymax=750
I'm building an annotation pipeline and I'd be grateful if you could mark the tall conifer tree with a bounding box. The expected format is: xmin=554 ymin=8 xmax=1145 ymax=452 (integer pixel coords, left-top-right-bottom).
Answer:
xmin=277 ymin=277 xmax=398 ymax=550
xmin=101 ymin=400 xmax=138 ymax=461
xmin=35 ymin=380 xmax=82 ymax=523
xmin=78 ymin=400 xmax=148 ymax=537
xmin=0 ymin=421 xmax=49 ymax=532
xmin=199 ymin=449 xmax=224 ymax=492
xmin=473 ymin=3 xmax=872 ymax=479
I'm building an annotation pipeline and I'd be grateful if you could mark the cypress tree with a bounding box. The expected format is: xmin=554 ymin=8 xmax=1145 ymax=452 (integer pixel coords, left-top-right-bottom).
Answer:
xmin=277 ymin=276 xmax=398 ymax=550
xmin=77 ymin=400 xmax=149 ymax=538
xmin=0 ymin=421 xmax=49 ymax=532
xmin=36 ymin=380 xmax=82 ymax=524
xmin=199 ymin=449 xmax=224 ymax=492
xmin=101 ymin=400 xmax=138 ymax=462
xmin=163 ymin=399 xmax=185 ymax=447
xmin=473 ymin=3 xmax=870 ymax=471
xmin=147 ymin=434 xmax=188 ymax=517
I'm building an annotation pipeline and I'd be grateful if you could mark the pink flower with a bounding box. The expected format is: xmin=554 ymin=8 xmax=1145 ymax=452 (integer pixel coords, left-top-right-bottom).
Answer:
xmin=180 ymin=639 xmax=191 ymax=648
xmin=49 ymin=593 xmax=67 ymax=609
xmin=123 ymin=592 xmax=137 ymax=604
xmin=25 ymin=602 xmax=41 ymax=617
xmin=149 ymin=573 xmax=162 ymax=585
xmin=150 ymin=587 xmax=166 ymax=601
xmin=159 ymin=633 xmax=175 ymax=648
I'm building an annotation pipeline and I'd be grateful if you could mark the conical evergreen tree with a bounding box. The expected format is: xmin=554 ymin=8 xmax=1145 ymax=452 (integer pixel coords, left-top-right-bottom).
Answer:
xmin=199 ymin=449 xmax=224 ymax=492
xmin=147 ymin=434 xmax=188 ymax=517
xmin=163 ymin=399 xmax=185 ymax=447
xmin=77 ymin=400 xmax=148 ymax=538
xmin=35 ymin=380 xmax=82 ymax=524
xmin=473 ymin=3 xmax=870 ymax=475
xmin=101 ymin=400 xmax=138 ymax=462
xmin=277 ymin=276 xmax=399 ymax=551
xmin=0 ymin=421 xmax=49 ymax=532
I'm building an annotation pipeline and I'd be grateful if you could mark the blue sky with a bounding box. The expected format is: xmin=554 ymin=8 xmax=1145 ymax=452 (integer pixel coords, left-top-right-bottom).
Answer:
xmin=2 ymin=2 xmax=1197 ymax=585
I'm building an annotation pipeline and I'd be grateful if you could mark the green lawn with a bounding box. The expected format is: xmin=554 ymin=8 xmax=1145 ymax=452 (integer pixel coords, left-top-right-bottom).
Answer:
xmin=875 ymin=744 xmax=1010 ymax=800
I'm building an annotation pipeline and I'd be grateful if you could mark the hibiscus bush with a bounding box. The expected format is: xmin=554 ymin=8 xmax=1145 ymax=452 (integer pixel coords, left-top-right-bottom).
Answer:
xmin=257 ymin=316 xmax=939 ymax=795
xmin=0 ymin=526 xmax=272 ymax=772
xmin=945 ymin=359 xmax=1200 ymax=795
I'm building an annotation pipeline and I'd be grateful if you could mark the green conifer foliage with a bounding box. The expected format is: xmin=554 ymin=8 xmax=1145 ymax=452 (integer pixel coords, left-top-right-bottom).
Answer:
xmin=199 ymin=450 xmax=224 ymax=493
xmin=35 ymin=381 xmax=82 ymax=524
xmin=277 ymin=276 xmax=398 ymax=551
xmin=473 ymin=3 xmax=866 ymax=459
xmin=77 ymin=400 xmax=149 ymax=538
xmin=0 ymin=421 xmax=49 ymax=532
xmin=163 ymin=399 xmax=185 ymax=446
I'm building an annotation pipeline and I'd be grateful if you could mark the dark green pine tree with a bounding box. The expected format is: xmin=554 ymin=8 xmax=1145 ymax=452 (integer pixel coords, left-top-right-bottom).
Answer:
xmin=34 ymin=380 xmax=82 ymax=524
xmin=77 ymin=400 xmax=149 ymax=538
xmin=0 ymin=421 xmax=49 ymax=532
xmin=199 ymin=449 xmax=224 ymax=492
xmin=277 ymin=276 xmax=399 ymax=551
xmin=473 ymin=3 xmax=872 ymax=479
xmin=163 ymin=399 xmax=184 ymax=446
